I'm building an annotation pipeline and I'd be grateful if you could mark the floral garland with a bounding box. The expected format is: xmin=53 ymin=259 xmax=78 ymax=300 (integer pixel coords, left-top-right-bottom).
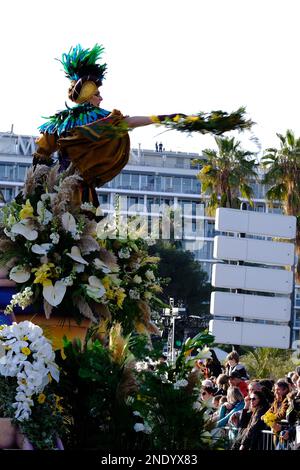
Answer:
xmin=156 ymin=107 xmax=253 ymax=135
xmin=0 ymin=321 xmax=59 ymax=421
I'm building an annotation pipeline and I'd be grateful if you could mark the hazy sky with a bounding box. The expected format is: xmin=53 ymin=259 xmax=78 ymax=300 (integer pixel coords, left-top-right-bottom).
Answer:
xmin=1 ymin=0 xmax=300 ymax=156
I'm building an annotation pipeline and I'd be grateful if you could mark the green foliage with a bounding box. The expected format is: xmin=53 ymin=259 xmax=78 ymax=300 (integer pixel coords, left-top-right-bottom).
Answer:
xmin=54 ymin=328 xmax=220 ymax=450
xmin=241 ymin=347 xmax=296 ymax=380
xmin=196 ymin=136 xmax=258 ymax=215
xmin=55 ymin=336 xmax=140 ymax=450
xmin=132 ymin=331 xmax=218 ymax=450
xmin=149 ymin=242 xmax=211 ymax=322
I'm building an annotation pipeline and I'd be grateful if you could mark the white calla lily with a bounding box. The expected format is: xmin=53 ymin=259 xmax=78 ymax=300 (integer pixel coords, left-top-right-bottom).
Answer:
xmin=93 ymin=258 xmax=111 ymax=273
xmin=43 ymin=280 xmax=66 ymax=307
xmin=9 ymin=266 xmax=31 ymax=283
xmin=61 ymin=212 xmax=77 ymax=234
xmin=11 ymin=221 xmax=38 ymax=241
xmin=31 ymin=243 xmax=53 ymax=255
xmin=66 ymin=246 xmax=88 ymax=265
xmin=84 ymin=276 xmax=106 ymax=301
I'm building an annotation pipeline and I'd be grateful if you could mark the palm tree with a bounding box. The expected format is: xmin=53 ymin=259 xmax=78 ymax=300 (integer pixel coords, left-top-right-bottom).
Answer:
xmin=262 ymin=129 xmax=300 ymax=278
xmin=194 ymin=136 xmax=258 ymax=215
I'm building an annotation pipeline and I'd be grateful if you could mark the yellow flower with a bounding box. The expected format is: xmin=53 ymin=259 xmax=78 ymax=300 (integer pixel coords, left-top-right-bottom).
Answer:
xmin=149 ymin=115 xmax=161 ymax=124
xmin=20 ymin=378 xmax=27 ymax=385
xmin=22 ymin=336 xmax=28 ymax=341
xmin=172 ymin=114 xmax=182 ymax=122
xmin=19 ymin=199 xmax=34 ymax=220
xmin=37 ymin=393 xmax=46 ymax=404
xmin=54 ymin=395 xmax=63 ymax=413
xmin=116 ymin=289 xmax=126 ymax=308
xmin=262 ymin=410 xmax=277 ymax=429
xmin=185 ymin=115 xmax=199 ymax=122
xmin=60 ymin=348 xmax=66 ymax=360
xmin=32 ymin=263 xmax=55 ymax=286
xmin=21 ymin=347 xmax=31 ymax=356
xmin=102 ymin=276 xmax=111 ymax=289
xmin=105 ymin=287 xmax=114 ymax=300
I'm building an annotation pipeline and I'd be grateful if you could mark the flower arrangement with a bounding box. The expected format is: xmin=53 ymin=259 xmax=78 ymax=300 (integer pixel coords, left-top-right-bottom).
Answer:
xmin=156 ymin=107 xmax=253 ymax=135
xmin=98 ymin=236 xmax=165 ymax=335
xmin=0 ymin=165 xmax=163 ymax=334
xmin=0 ymin=320 xmax=64 ymax=449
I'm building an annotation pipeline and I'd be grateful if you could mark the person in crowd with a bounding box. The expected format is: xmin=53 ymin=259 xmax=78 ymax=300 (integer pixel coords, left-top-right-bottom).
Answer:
xmin=235 ymin=390 xmax=270 ymax=450
xmin=201 ymin=386 xmax=215 ymax=409
xmin=203 ymin=349 xmax=223 ymax=378
xmin=291 ymin=373 xmax=299 ymax=388
xmin=216 ymin=386 xmax=245 ymax=428
xmin=224 ymin=351 xmax=249 ymax=380
xmin=262 ymin=379 xmax=290 ymax=436
xmin=212 ymin=395 xmax=223 ymax=410
xmin=279 ymin=388 xmax=300 ymax=444
xmin=214 ymin=373 xmax=229 ymax=396
xmin=228 ymin=371 xmax=248 ymax=398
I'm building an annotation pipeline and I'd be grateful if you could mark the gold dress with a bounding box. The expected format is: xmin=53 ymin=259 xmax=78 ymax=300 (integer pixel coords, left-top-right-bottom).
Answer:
xmin=33 ymin=109 xmax=130 ymax=205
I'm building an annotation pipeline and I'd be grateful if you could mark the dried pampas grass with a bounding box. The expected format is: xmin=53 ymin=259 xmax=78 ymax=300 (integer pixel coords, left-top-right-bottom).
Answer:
xmin=78 ymin=235 xmax=100 ymax=255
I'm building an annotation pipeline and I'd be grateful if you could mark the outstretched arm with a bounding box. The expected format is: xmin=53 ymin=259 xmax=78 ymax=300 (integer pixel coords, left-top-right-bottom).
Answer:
xmin=124 ymin=113 xmax=187 ymax=129
xmin=124 ymin=116 xmax=153 ymax=128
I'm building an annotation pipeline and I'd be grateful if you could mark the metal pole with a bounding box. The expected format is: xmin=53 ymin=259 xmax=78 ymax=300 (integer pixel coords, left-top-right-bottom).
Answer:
xmin=169 ymin=297 xmax=175 ymax=363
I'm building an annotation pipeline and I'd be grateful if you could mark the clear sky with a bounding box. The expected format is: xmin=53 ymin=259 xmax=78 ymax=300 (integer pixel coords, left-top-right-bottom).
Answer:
xmin=1 ymin=0 xmax=300 ymax=156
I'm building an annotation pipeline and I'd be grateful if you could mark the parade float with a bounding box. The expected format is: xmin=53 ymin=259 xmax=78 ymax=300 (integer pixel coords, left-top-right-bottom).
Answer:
xmin=0 ymin=43 xmax=253 ymax=450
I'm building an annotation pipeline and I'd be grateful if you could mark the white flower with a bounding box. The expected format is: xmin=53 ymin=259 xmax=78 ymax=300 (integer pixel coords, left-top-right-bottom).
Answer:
xmin=43 ymin=280 xmax=66 ymax=306
xmin=133 ymin=275 xmax=142 ymax=284
xmin=4 ymin=228 xmax=16 ymax=241
xmin=61 ymin=212 xmax=77 ymax=235
xmin=84 ymin=276 xmax=106 ymax=301
xmin=50 ymin=232 xmax=60 ymax=244
xmin=93 ymin=258 xmax=111 ymax=274
xmin=37 ymin=201 xmax=53 ymax=225
xmin=41 ymin=193 xmax=56 ymax=203
xmin=31 ymin=243 xmax=53 ymax=255
xmin=61 ymin=276 xmax=74 ymax=287
xmin=0 ymin=321 xmax=60 ymax=422
xmin=145 ymin=270 xmax=155 ymax=281
xmin=66 ymin=246 xmax=88 ymax=265
xmin=133 ymin=423 xmax=146 ymax=432
xmin=173 ymin=379 xmax=188 ymax=390
xmin=133 ymin=422 xmax=152 ymax=434
xmin=9 ymin=266 xmax=31 ymax=283
xmin=118 ymin=248 xmax=131 ymax=259
xmin=81 ymin=202 xmax=96 ymax=213
xmin=193 ymin=401 xmax=202 ymax=411
xmin=196 ymin=346 xmax=212 ymax=360
xmin=129 ymin=289 xmax=140 ymax=300
xmin=11 ymin=220 xmax=38 ymax=241
xmin=74 ymin=263 xmax=85 ymax=273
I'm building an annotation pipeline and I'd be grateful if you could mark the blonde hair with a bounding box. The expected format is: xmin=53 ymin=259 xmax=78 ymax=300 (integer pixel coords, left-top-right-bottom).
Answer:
xmin=227 ymin=386 xmax=244 ymax=404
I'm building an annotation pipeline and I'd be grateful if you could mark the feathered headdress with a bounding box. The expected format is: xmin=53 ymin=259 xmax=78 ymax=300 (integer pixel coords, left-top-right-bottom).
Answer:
xmin=58 ymin=44 xmax=107 ymax=104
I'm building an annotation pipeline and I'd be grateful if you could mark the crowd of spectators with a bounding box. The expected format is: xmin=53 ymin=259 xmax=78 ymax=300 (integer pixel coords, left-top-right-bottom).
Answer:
xmin=197 ymin=351 xmax=300 ymax=450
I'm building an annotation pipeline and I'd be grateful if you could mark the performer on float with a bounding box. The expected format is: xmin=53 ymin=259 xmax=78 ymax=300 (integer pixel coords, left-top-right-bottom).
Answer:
xmin=33 ymin=44 xmax=178 ymax=206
